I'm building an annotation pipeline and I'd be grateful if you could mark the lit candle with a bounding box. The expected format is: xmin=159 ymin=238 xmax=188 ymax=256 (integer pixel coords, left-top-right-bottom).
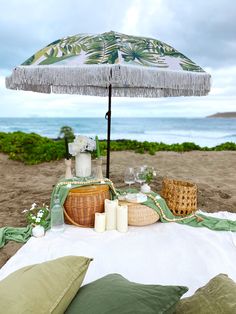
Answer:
xmin=117 ymin=205 xmax=128 ymax=233
xmin=95 ymin=135 xmax=101 ymax=158
xmin=105 ymin=199 xmax=118 ymax=230
xmin=65 ymin=137 xmax=70 ymax=160
xmin=94 ymin=213 xmax=106 ymax=233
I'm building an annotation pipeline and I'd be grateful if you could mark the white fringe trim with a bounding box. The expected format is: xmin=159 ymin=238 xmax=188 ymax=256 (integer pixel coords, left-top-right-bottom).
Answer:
xmin=5 ymin=64 xmax=211 ymax=97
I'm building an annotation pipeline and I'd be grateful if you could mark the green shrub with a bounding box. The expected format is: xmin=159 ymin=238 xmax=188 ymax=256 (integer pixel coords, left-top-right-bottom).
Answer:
xmin=213 ymin=142 xmax=236 ymax=151
xmin=0 ymin=132 xmax=235 ymax=165
xmin=0 ymin=131 xmax=65 ymax=164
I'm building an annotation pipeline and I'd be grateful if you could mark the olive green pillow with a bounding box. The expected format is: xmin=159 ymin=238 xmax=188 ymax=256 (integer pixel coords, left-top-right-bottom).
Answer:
xmin=175 ymin=274 xmax=236 ymax=314
xmin=65 ymin=273 xmax=188 ymax=314
xmin=0 ymin=256 xmax=92 ymax=314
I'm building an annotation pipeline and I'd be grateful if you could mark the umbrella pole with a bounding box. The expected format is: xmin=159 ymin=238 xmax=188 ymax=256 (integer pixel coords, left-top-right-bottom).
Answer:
xmin=105 ymin=84 xmax=112 ymax=178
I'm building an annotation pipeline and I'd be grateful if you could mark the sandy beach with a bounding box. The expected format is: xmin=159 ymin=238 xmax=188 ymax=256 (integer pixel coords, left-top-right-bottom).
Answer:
xmin=1 ymin=151 xmax=236 ymax=267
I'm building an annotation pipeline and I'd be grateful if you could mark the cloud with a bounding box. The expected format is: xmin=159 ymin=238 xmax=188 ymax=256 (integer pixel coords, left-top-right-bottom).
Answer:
xmin=127 ymin=0 xmax=236 ymax=69
xmin=209 ymin=66 xmax=236 ymax=96
xmin=0 ymin=0 xmax=131 ymax=68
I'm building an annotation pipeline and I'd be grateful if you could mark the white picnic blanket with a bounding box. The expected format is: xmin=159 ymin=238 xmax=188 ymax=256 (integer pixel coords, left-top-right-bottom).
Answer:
xmin=0 ymin=211 xmax=236 ymax=297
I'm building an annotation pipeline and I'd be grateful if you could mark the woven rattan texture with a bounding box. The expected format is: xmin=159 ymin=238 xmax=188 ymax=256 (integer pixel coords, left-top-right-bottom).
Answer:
xmin=64 ymin=185 xmax=110 ymax=227
xmin=120 ymin=201 xmax=159 ymax=226
xmin=161 ymin=178 xmax=197 ymax=216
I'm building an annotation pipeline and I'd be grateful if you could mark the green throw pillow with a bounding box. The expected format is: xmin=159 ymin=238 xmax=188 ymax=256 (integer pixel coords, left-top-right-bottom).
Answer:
xmin=0 ymin=256 xmax=92 ymax=314
xmin=65 ymin=273 xmax=188 ymax=314
xmin=175 ymin=274 xmax=236 ymax=314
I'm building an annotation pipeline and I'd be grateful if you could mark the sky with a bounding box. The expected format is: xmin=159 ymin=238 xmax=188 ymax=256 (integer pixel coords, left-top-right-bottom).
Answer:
xmin=0 ymin=0 xmax=236 ymax=117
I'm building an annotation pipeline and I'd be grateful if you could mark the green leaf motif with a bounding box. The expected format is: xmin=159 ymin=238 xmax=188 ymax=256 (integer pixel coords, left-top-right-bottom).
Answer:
xmin=85 ymin=33 xmax=118 ymax=64
xmin=53 ymin=47 xmax=58 ymax=57
xmin=39 ymin=55 xmax=72 ymax=65
xmin=121 ymin=42 xmax=161 ymax=66
xmin=179 ymin=57 xmax=203 ymax=72
xmin=21 ymin=31 xmax=204 ymax=72
xmin=49 ymin=48 xmax=55 ymax=57
xmin=22 ymin=54 xmax=35 ymax=65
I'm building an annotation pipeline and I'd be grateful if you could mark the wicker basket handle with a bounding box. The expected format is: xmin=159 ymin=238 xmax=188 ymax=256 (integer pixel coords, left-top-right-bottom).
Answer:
xmin=63 ymin=209 xmax=93 ymax=228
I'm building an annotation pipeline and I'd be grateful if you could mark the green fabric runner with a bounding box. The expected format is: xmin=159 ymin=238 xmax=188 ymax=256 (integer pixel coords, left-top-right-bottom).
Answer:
xmin=0 ymin=225 xmax=32 ymax=249
xmin=51 ymin=180 xmax=236 ymax=232
xmin=144 ymin=193 xmax=236 ymax=232
xmin=1 ymin=179 xmax=236 ymax=250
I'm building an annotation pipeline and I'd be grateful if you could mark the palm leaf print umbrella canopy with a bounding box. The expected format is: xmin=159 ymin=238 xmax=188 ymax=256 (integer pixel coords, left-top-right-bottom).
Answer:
xmin=6 ymin=31 xmax=211 ymax=177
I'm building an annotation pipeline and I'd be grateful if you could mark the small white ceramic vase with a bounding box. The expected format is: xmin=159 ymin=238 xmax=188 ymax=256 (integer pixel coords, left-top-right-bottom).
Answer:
xmin=75 ymin=152 xmax=91 ymax=177
xmin=32 ymin=225 xmax=45 ymax=238
xmin=141 ymin=183 xmax=151 ymax=194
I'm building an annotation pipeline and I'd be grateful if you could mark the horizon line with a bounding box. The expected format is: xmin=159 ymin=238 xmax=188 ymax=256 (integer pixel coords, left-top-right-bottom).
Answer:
xmin=0 ymin=116 xmax=208 ymax=119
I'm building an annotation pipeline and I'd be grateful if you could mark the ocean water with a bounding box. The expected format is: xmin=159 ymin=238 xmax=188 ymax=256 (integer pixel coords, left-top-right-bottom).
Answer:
xmin=0 ymin=117 xmax=235 ymax=147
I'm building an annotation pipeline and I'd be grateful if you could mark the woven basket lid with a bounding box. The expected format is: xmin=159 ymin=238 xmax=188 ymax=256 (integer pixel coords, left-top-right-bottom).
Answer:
xmin=69 ymin=184 xmax=109 ymax=195
xmin=120 ymin=201 xmax=159 ymax=226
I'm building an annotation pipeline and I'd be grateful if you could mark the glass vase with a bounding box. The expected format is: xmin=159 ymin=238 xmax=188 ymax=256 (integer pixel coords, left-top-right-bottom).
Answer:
xmin=75 ymin=152 xmax=91 ymax=177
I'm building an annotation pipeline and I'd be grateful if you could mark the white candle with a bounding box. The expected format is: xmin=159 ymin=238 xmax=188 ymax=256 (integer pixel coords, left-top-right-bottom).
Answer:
xmin=117 ymin=205 xmax=128 ymax=233
xmin=105 ymin=199 xmax=118 ymax=230
xmin=94 ymin=213 xmax=106 ymax=233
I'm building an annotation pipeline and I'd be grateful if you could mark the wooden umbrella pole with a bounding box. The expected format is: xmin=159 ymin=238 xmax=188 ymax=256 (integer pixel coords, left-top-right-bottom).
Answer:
xmin=106 ymin=84 xmax=112 ymax=178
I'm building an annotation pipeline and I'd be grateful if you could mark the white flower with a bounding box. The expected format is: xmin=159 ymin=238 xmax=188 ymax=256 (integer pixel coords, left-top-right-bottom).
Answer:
xmin=68 ymin=143 xmax=77 ymax=156
xmin=30 ymin=203 xmax=37 ymax=211
xmin=23 ymin=202 xmax=49 ymax=226
xmin=69 ymin=135 xmax=96 ymax=155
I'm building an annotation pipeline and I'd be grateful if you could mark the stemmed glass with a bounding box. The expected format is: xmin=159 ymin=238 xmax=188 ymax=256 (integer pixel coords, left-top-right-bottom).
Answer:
xmin=135 ymin=166 xmax=146 ymax=189
xmin=124 ymin=167 xmax=135 ymax=188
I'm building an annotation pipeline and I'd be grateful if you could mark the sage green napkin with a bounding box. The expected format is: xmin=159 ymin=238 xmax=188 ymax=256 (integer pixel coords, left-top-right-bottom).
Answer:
xmin=0 ymin=225 xmax=32 ymax=249
xmin=144 ymin=192 xmax=236 ymax=232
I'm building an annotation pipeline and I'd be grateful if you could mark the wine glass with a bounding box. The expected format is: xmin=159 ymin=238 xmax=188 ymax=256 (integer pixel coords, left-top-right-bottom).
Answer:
xmin=135 ymin=166 xmax=146 ymax=189
xmin=124 ymin=167 xmax=135 ymax=188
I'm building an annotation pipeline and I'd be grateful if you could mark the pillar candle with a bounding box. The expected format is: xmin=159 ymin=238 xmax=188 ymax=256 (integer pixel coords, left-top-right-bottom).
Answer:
xmin=117 ymin=205 xmax=128 ymax=233
xmin=94 ymin=213 xmax=106 ymax=233
xmin=105 ymin=199 xmax=118 ymax=230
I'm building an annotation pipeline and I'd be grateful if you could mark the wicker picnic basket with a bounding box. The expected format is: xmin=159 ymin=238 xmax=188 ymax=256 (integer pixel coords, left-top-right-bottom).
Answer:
xmin=64 ymin=185 xmax=110 ymax=227
xmin=161 ymin=178 xmax=197 ymax=216
xmin=119 ymin=201 xmax=159 ymax=226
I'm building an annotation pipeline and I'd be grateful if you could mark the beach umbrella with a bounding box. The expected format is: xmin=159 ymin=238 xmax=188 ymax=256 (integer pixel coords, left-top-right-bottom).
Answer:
xmin=6 ymin=31 xmax=211 ymax=177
